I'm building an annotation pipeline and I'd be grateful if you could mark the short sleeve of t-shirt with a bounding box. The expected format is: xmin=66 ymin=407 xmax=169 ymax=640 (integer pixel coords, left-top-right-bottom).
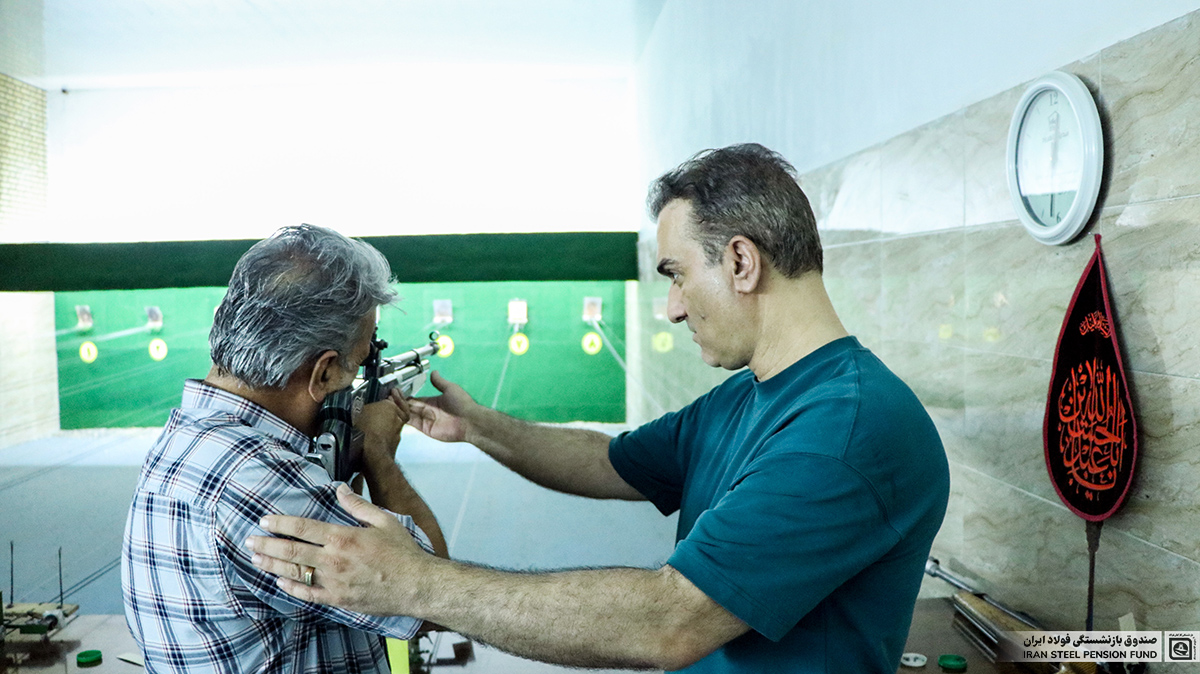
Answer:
xmin=666 ymin=440 xmax=902 ymax=642
xmin=608 ymin=406 xmax=691 ymax=516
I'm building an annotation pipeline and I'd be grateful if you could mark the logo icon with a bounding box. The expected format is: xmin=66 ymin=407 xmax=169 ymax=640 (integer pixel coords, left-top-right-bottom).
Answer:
xmin=1167 ymin=634 xmax=1197 ymax=661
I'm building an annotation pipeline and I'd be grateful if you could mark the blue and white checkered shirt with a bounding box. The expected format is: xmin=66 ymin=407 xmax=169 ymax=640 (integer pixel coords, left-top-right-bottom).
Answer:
xmin=123 ymin=379 xmax=429 ymax=674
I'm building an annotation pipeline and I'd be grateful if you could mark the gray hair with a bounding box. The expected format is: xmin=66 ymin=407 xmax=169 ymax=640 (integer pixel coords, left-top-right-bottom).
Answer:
xmin=647 ymin=143 xmax=821 ymax=277
xmin=210 ymin=224 xmax=397 ymax=389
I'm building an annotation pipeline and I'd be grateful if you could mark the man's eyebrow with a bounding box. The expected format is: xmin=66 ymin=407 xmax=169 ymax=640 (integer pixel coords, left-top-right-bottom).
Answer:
xmin=656 ymin=259 xmax=677 ymax=277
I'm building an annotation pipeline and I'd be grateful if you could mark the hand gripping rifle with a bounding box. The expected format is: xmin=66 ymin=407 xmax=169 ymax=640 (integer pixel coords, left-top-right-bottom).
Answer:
xmin=305 ymin=332 xmax=440 ymax=481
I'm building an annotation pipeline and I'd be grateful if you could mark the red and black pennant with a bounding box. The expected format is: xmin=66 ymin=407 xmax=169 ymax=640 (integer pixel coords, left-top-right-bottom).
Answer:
xmin=1044 ymin=235 xmax=1138 ymax=522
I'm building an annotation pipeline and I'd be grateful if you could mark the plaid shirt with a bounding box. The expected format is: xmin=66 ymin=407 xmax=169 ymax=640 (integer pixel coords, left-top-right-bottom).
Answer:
xmin=123 ymin=379 xmax=430 ymax=674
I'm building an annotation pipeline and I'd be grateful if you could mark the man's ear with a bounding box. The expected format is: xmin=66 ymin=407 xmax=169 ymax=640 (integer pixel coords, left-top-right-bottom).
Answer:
xmin=307 ymin=350 xmax=342 ymax=403
xmin=726 ymin=235 xmax=762 ymax=294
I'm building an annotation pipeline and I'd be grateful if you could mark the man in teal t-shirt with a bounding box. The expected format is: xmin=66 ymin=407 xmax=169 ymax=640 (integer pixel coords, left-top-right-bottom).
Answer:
xmin=246 ymin=143 xmax=951 ymax=673
xmin=610 ymin=335 xmax=947 ymax=671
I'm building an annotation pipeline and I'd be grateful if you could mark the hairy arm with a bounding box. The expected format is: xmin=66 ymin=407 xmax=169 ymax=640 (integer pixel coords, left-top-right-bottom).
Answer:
xmin=358 ymin=389 xmax=448 ymax=557
xmin=249 ymin=487 xmax=748 ymax=670
xmin=411 ymin=372 xmax=643 ymax=501
xmin=414 ymin=562 xmax=746 ymax=669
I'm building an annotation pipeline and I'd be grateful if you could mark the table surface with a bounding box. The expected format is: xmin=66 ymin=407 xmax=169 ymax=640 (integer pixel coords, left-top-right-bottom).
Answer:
xmin=5 ymin=600 xmax=1000 ymax=674
xmin=4 ymin=614 xmax=143 ymax=673
xmin=900 ymin=597 xmax=1005 ymax=673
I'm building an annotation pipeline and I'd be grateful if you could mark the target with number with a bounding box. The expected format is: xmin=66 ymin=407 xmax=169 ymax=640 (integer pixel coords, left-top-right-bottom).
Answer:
xmin=149 ymin=338 xmax=169 ymax=361
xmin=652 ymin=332 xmax=674 ymax=353
xmin=509 ymin=332 xmax=529 ymax=356
xmin=582 ymin=332 xmax=603 ymax=355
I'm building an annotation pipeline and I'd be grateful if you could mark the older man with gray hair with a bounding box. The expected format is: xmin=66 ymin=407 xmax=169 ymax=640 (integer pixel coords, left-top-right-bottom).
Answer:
xmin=122 ymin=224 xmax=446 ymax=674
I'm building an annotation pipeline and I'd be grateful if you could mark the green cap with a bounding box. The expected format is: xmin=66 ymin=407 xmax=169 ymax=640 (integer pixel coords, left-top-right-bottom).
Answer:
xmin=938 ymin=653 xmax=967 ymax=672
xmin=77 ymin=650 xmax=103 ymax=667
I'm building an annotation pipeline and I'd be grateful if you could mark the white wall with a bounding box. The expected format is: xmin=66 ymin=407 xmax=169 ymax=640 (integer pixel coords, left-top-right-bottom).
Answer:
xmin=41 ymin=66 xmax=640 ymax=243
xmin=636 ymin=0 xmax=1200 ymax=177
xmin=0 ymin=0 xmax=43 ymax=84
xmin=31 ymin=1 xmax=1200 ymax=244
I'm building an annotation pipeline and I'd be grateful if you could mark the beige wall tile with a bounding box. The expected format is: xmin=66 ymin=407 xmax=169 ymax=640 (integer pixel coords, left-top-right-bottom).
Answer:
xmin=963 ymin=220 xmax=1096 ymax=356
xmin=1094 ymin=196 xmax=1200 ymax=378
xmin=880 ymin=231 xmax=966 ymax=346
xmin=823 ymin=240 xmax=882 ymax=349
xmin=962 ymin=350 xmax=1058 ymax=503
xmin=803 ymin=146 xmax=884 ymax=243
xmin=1104 ymin=11 xmax=1200 ymax=206
xmin=956 ymin=469 xmax=1085 ymax=626
xmin=881 ymin=115 xmax=964 ymax=235
xmin=964 ymin=84 xmax=1025 ymax=228
xmin=1091 ymin=530 xmax=1200 ymax=633
xmin=959 ymin=468 xmax=1200 ymax=632
xmin=1109 ymin=370 xmax=1200 ymax=562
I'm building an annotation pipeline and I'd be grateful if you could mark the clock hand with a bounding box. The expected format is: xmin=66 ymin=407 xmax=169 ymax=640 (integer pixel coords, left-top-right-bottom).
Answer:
xmin=1048 ymin=108 xmax=1061 ymax=220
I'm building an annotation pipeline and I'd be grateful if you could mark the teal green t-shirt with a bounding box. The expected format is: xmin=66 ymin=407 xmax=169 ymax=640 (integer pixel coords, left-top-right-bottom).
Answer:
xmin=609 ymin=336 xmax=949 ymax=673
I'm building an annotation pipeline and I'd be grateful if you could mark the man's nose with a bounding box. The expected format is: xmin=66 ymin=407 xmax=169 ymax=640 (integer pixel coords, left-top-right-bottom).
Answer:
xmin=667 ymin=285 xmax=686 ymax=323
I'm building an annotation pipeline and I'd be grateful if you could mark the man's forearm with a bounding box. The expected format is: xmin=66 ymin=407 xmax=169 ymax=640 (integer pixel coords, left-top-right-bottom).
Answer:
xmin=362 ymin=458 xmax=448 ymax=558
xmin=464 ymin=406 xmax=640 ymax=500
xmin=408 ymin=562 xmax=716 ymax=670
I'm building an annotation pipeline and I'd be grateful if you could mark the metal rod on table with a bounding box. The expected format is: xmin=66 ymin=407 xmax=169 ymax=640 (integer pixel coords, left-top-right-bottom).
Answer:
xmin=58 ymin=547 xmax=64 ymax=609
xmin=925 ymin=557 xmax=1043 ymax=628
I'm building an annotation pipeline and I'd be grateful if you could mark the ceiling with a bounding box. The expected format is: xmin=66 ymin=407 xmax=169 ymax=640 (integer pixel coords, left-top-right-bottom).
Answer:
xmin=3 ymin=0 xmax=662 ymax=90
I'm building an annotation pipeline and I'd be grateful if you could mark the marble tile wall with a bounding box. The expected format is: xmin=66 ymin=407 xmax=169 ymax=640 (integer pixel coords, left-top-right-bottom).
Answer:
xmin=0 ymin=292 xmax=59 ymax=448
xmin=630 ymin=8 xmax=1200 ymax=639
xmin=0 ymin=74 xmax=56 ymax=448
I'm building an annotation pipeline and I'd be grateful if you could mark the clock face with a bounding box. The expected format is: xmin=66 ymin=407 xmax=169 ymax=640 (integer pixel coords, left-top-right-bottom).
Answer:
xmin=1015 ymin=88 xmax=1083 ymax=229
xmin=1006 ymin=71 xmax=1103 ymax=245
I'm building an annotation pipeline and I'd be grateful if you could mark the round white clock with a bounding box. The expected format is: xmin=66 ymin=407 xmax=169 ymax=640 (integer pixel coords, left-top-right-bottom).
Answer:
xmin=1005 ymin=71 xmax=1104 ymax=246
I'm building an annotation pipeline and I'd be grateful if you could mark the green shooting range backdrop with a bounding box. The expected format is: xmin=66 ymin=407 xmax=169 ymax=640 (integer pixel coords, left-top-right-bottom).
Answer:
xmin=55 ymin=280 xmax=627 ymax=429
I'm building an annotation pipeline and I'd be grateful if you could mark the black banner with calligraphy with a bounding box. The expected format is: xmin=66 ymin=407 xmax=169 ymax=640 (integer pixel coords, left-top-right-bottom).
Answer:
xmin=1044 ymin=235 xmax=1137 ymax=521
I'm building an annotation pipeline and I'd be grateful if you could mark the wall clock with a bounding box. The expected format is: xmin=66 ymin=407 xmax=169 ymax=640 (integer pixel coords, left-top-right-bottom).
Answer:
xmin=1005 ymin=71 xmax=1104 ymax=246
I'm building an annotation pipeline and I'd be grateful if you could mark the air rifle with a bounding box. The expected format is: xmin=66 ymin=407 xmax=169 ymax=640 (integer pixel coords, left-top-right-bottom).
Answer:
xmin=305 ymin=332 xmax=439 ymax=481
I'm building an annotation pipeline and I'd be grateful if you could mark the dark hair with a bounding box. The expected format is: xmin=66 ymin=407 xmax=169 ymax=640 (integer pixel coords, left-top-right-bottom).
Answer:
xmin=647 ymin=143 xmax=821 ymax=277
xmin=209 ymin=224 xmax=397 ymax=388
